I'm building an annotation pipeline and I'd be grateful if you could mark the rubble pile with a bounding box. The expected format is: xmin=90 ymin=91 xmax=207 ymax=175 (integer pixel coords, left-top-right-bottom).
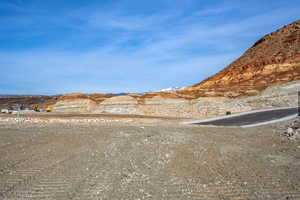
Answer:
xmin=282 ymin=117 xmax=300 ymax=140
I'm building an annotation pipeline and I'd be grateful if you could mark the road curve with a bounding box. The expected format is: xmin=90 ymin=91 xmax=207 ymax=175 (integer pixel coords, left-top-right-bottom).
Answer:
xmin=194 ymin=107 xmax=299 ymax=127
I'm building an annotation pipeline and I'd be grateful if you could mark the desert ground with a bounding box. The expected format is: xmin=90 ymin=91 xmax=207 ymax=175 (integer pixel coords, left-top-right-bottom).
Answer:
xmin=0 ymin=115 xmax=299 ymax=200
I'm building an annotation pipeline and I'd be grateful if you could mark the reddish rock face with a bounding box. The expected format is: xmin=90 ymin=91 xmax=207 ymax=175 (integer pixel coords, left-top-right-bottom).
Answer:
xmin=183 ymin=20 xmax=300 ymax=98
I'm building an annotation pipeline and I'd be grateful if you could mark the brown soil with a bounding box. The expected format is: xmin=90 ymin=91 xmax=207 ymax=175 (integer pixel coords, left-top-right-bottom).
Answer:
xmin=0 ymin=117 xmax=299 ymax=199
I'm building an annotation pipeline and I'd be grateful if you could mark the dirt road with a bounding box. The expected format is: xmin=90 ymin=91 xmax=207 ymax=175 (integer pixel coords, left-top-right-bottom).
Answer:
xmin=0 ymin=118 xmax=299 ymax=199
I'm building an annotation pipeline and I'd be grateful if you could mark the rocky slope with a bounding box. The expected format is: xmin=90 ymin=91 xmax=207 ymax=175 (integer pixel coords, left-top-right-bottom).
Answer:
xmin=0 ymin=95 xmax=59 ymax=110
xmin=183 ymin=20 xmax=300 ymax=97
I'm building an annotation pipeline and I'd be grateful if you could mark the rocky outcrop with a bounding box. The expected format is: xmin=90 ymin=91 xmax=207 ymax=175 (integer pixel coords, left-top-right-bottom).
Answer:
xmin=183 ymin=20 xmax=300 ymax=97
xmin=52 ymin=80 xmax=299 ymax=118
xmin=53 ymin=93 xmax=114 ymax=113
xmin=93 ymin=95 xmax=139 ymax=114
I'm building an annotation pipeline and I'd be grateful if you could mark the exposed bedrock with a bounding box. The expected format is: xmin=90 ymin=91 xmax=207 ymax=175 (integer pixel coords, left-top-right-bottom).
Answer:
xmin=52 ymin=81 xmax=299 ymax=118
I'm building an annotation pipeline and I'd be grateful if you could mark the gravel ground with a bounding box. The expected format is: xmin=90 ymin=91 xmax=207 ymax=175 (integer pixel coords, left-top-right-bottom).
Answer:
xmin=0 ymin=116 xmax=299 ymax=200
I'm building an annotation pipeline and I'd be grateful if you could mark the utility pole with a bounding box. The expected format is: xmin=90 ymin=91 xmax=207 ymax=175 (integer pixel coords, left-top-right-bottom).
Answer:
xmin=17 ymin=105 xmax=20 ymax=123
xmin=298 ymin=91 xmax=300 ymax=117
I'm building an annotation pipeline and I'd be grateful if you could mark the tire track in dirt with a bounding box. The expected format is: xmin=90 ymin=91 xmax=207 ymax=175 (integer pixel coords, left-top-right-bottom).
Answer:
xmin=1 ymin=148 xmax=90 ymax=199
xmin=1 ymin=129 xmax=111 ymax=200
xmin=0 ymin=124 xmax=299 ymax=199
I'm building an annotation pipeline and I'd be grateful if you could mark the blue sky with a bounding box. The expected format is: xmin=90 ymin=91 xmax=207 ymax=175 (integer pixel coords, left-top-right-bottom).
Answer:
xmin=0 ymin=0 xmax=300 ymax=95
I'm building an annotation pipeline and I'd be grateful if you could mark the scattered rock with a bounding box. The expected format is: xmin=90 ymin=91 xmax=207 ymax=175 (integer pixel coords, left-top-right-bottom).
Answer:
xmin=280 ymin=117 xmax=300 ymax=140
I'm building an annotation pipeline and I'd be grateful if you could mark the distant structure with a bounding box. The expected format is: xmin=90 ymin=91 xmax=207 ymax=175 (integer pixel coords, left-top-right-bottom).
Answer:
xmin=298 ymin=91 xmax=300 ymax=117
xmin=0 ymin=108 xmax=10 ymax=114
xmin=0 ymin=104 xmax=35 ymax=115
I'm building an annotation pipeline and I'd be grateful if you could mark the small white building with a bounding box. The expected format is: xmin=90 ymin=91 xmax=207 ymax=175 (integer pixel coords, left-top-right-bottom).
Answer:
xmin=1 ymin=109 xmax=10 ymax=114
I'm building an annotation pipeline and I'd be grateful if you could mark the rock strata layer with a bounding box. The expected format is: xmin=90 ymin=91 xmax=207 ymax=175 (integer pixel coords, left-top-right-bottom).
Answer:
xmin=52 ymin=81 xmax=299 ymax=118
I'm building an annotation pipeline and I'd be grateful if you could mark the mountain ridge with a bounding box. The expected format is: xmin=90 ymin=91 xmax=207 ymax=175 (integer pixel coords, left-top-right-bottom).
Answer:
xmin=182 ymin=19 xmax=300 ymax=97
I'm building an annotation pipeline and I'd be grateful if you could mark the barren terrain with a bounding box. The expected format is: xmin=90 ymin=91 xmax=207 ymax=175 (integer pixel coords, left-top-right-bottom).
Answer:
xmin=0 ymin=116 xmax=299 ymax=200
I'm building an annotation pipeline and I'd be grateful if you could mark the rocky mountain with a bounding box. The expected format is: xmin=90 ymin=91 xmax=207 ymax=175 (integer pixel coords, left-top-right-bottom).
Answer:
xmin=182 ymin=20 xmax=300 ymax=97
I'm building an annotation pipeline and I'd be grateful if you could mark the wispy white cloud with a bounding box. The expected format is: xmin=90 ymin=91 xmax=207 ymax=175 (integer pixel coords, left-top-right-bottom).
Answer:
xmin=1 ymin=0 xmax=300 ymax=94
xmin=194 ymin=6 xmax=233 ymax=16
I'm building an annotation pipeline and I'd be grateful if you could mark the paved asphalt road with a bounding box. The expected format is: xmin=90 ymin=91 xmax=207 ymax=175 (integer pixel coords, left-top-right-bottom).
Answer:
xmin=195 ymin=107 xmax=299 ymax=126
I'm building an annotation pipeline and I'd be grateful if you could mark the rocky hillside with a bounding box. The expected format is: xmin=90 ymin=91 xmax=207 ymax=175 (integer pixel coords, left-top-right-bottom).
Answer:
xmin=0 ymin=95 xmax=59 ymax=110
xmin=183 ymin=20 xmax=300 ymax=97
